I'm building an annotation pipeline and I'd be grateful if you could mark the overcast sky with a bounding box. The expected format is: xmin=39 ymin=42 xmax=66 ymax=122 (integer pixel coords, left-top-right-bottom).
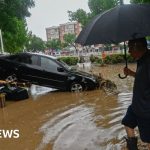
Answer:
xmin=26 ymin=0 xmax=130 ymax=41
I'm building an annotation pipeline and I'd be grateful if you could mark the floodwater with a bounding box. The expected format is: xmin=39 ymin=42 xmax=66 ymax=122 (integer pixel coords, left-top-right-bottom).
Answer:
xmin=0 ymin=63 xmax=146 ymax=150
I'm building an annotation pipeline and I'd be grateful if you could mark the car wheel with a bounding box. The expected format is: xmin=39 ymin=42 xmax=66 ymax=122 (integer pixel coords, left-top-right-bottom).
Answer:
xmin=70 ymin=82 xmax=84 ymax=92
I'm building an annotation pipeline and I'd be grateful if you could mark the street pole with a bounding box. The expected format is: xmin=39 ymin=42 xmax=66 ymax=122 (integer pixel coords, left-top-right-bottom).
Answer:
xmin=0 ymin=29 xmax=4 ymax=54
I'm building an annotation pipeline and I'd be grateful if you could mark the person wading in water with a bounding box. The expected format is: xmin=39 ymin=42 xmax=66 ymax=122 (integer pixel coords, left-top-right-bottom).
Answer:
xmin=122 ymin=38 xmax=150 ymax=150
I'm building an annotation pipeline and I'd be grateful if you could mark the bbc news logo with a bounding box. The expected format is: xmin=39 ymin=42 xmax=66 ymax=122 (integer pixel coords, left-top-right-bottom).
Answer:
xmin=0 ymin=129 xmax=19 ymax=138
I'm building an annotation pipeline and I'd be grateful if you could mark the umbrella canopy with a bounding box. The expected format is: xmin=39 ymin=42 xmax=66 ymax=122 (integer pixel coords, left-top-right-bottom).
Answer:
xmin=75 ymin=4 xmax=150 ymax=45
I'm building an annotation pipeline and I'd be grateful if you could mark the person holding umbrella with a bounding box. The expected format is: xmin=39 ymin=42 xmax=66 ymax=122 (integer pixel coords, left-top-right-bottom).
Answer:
xmin=75 ymin=3 xmax=150 ymax=149
xmin=122 ymin=37 xmax=150 ymax=150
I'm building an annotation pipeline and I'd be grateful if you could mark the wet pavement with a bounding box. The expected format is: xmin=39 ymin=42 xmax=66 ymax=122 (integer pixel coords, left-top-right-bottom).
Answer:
xmin=0 ymin=64 xmax=147 ymax=150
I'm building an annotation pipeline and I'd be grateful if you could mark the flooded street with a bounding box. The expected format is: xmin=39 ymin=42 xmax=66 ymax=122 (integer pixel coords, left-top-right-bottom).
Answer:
xmin=0 ymin=64 xmax=139 ymax=150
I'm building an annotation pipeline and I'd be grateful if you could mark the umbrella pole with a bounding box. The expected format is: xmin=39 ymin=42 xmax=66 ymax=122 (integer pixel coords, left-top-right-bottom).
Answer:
xmin=118 ymin=41 xmax=128 ymax=79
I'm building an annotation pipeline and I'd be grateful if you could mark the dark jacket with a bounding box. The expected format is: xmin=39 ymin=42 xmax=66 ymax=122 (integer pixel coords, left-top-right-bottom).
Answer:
xmin=132 ymin=51 xmax=150 ymax=118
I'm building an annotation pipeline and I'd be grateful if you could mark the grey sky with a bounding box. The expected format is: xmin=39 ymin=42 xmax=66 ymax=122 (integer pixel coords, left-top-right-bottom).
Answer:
xmin=26 ymin=0 xmax=130 ymax=41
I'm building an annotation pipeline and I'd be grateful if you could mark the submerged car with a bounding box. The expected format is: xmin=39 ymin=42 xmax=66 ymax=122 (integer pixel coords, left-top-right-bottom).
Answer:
xmin=0 ymin=53 xmax=99 ymax=92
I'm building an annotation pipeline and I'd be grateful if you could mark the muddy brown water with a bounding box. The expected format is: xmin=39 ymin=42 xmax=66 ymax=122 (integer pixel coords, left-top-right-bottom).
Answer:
xmin=0 ymin=64 xmax=147 ymax=150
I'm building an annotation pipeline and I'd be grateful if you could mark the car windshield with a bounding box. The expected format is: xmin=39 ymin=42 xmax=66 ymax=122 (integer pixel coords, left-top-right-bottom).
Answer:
xmin=57 ymin=59 xmax=73 ymax=70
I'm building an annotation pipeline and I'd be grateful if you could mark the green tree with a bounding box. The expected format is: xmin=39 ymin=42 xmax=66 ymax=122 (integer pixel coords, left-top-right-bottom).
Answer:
xmin=68 ymin=9 xmax=92 ymax=27
xmin=3 ymin=18 xmax=27 ymax=53
xmin=63 ymin=33 xmax=78 ymax=51
xmin=0 ymin=0 xmax=35 ymax=53
xmin=25 ymin=34 xmax=45 ymax=52
xmin=68 ymin=0 xmax=120 ymax=27
xmin=88 ymin=0 xmax=119 ymax=16
xmin=46 ymin=39 xmax=62 ymax=50
xmin=63 ymin=33 xmax=76 ymax=46
xmin=0 ymin=0 xmax=34 ymax=19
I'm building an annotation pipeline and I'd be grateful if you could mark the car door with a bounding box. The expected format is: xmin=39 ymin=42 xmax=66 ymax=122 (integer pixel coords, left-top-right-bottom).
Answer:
xmin=13 ymin=54 xmax=45 ymax=84
xmin=7 ymin=53 xmax=69 ymax=90
xmin=38 ymin=56 xmax=69 ymax=90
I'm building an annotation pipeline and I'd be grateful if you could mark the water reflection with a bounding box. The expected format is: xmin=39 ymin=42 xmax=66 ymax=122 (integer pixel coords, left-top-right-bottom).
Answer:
xmin=30 ymin=84 xmax=57 ymax=98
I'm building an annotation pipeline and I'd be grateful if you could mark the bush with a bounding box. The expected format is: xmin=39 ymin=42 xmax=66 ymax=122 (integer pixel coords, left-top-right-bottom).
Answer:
xmin=90 ymin=54 xmax=102 ymax=64
xmin=104 ymin=55 xmax=112 ymax=64
xmin=89 ymin=54 xmax=95 ymax=63
xmin=58 ymin=54 xmax=135 ymax=66
xmin=110 ymin=54 xmax=124 ymax=64
xmin=95 ymin=57 xmax=102 ymax=64
xmin=103 ymin=54 xmax=135 ymax=64
xmin=90 ymin=53 xmax=135 ymax=64
xmin=58 ymin=57 xmax=79 ymax=66
xmin=79 ymin=56 xmax=85 ymax=63
xmin=126 ymin=54 xmax=135 ymax=63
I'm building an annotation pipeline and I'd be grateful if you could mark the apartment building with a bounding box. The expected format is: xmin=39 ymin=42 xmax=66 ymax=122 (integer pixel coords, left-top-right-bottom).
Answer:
xmin=46 ymin=22 xmax=82 ymax=42
xmin=46 ymin=26 xmax=59 ymax=41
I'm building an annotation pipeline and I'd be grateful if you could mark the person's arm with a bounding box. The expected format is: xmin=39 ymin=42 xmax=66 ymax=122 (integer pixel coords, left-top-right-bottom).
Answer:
xmin=124 ymin=67 xmax=135 ymax=77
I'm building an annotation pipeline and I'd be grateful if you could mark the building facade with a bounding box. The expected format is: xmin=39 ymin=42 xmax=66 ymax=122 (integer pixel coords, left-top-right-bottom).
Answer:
xmin=46 ymin=22 xmax=82 ymax=42
xmin=46 ymin=26 xmax=60 ymax=41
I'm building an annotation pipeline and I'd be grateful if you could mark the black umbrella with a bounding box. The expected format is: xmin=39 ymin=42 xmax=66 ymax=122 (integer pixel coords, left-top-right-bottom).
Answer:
xmin=75 ymin=4 xmax=150 ymax=78
xmin=76 ymin=4 xmax=150 ymax=45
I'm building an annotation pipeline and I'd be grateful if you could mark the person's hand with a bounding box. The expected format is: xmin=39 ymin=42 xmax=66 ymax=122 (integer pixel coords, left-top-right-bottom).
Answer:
xmin=123 ymin=67 xmax=135 ymax=77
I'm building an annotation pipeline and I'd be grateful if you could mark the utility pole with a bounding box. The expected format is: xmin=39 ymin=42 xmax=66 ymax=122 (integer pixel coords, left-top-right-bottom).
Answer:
xmin=0 ymin=29 xmax=4 ymax=54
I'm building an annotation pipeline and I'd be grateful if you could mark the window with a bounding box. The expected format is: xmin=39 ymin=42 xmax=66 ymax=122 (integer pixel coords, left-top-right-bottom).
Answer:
xmin=8 ymin=55 xmax=32 ymax=64
xmin=31 ymin=55 xmax=38 ymax=65
xmin=40 ymin=57 xmax=59 ymax=72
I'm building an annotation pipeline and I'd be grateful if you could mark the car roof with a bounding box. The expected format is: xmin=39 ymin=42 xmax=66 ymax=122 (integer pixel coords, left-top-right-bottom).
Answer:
xmin=4 ymin=52 xmax=57 ymax=60
xmin=26 ymin=52 xmax=57 ymax=60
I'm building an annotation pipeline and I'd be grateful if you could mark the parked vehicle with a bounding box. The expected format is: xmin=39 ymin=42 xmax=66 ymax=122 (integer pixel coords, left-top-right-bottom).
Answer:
xmin=0 ymin=53 xmax=99 ymax=92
